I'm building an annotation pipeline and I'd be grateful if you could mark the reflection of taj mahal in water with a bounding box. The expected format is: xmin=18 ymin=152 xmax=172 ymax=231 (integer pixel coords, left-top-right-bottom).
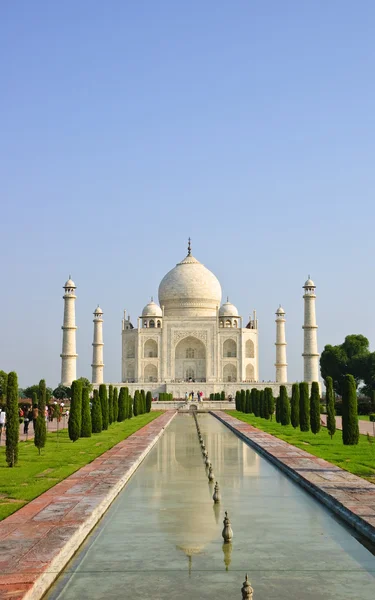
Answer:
xmin=60 ymin=240 xmax=319 ymax=396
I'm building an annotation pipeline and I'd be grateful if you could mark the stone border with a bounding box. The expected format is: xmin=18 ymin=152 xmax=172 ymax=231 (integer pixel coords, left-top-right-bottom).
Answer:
xmin=0 ymin=411 xmax=176 ymax=600
xmin=212 ymin=411 xmax=375 ymax=545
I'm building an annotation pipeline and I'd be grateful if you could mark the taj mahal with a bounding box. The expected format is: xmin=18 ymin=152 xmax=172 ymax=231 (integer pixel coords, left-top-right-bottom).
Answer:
xmin=60 ymin=240 xmax=319 ymax=397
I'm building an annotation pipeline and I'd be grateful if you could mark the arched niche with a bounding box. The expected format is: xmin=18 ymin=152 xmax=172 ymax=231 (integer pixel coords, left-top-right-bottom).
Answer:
xmin=245 ymin=363 xmax=255 ymax=381
xmin=223 ymin=363 xmax=237 ymax=382
xmin=175 ymin=336 xmax=206 ymax=382
xmin=223 ymin=338 xmax=237 ymax=358
xmin=144 ymin=363 xmax=158 ymax=382
xmin=245 ymin=339 xmax=255 ymax=358
xmin=144 ymin=339 xmax=158 ymax=358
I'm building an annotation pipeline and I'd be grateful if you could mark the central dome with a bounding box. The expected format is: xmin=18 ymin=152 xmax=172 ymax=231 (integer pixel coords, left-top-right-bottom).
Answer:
xmin=158 ymin=253 xmax=222 ymax=317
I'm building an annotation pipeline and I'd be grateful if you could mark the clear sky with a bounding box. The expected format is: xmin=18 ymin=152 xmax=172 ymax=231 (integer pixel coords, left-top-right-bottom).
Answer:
xmin=1 ymin=1 xmax=375 ymax=388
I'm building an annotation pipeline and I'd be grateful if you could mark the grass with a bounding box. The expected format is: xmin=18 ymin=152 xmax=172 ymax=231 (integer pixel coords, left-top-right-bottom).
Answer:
xmin=0 ymin=412 xmax=162 ymax=521
xmin=227 ymin=411 xmax=375 ymax=483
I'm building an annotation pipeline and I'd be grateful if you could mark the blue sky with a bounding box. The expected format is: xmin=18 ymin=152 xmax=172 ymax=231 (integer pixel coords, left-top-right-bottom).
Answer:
xmin=1 ymin=1 xmax=374 ymax=388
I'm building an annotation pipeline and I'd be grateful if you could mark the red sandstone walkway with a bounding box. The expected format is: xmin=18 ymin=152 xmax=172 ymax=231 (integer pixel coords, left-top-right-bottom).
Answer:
xmin=0 ymin=411 xmax=176 ymax=600
xmin=212 ymin=411 xmax=375 ymax=544
xmin=321 ymin=414 xmax=375 ymax=436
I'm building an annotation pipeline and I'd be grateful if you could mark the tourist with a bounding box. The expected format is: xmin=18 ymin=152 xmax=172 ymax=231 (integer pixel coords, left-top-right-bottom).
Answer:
xmin=23 ymin=407 xmax=30 ymax=435
xmin=185 ymin=392 xmax=188 ymax=402
xmin=0 ymin=406 xmax=6 ymax=435
xmin=191 ymin=391 xmax=194 ymax=401
xmin=32 ymin=404 xmax=39 ymax=430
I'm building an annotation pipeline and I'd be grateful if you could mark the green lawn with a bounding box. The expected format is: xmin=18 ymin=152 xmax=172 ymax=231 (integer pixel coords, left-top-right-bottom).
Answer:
xmin=227 ymin=411 xmax=375 ymax=482
xmin=0 ymin=412 xmax=162 ymax=521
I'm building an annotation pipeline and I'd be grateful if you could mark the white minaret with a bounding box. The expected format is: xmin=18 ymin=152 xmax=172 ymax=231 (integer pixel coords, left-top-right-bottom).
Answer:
xmin=275 ymin=306 xmax=287 ymax=383
xmin=302 ymin=277 xmax=319 ymax=382
xmin=60 ymin=276 xmax=78 ymax=386
xmin=91 ymin=306 xmax=104 ymax=384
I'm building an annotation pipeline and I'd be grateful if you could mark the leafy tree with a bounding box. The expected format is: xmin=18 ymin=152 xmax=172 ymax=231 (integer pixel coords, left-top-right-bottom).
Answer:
xmin=290 ymin=383 xmax=300 ymax=428
xmin=108 ymin=385 xmax=114 ymax=425
xmin=342 ymin=374 xmax=359 ymax=445
xmin=118 ymin=387 xmax=127 ymax=421
xmin=99 ymin=384 xmax=109 ymax=430
xmin=53 ymin=385 xmax=71 ymax=400
xmin=113 ymin=387 xmax=119 ymax=422
xmin=68 ymin=380 xmax=82 ymax=442
xmin=24 ymin=384 xmax=39 ymax=399
xmin=18 ymin=388 xmax=26 ymax=399
xmin=80 ymin=386 xmax=92 ymax=437
xmin=279 ymin=386 xmax=290 ymax=425
xmin=0 ymin=370 xmax=8 ymax=403
xmin=77 ymin=377 xmax=93 ymax=393
xmin=320 ymin=334 xmax=370 ymax=395
xmin=5 ymin=372 xmax=19 ymax=467
xmin=91 ymin=389 xmax=102 ymax=433
xmin=326 ymin=376 xmax=336 ymax=439
xmin=146 ymin=391 xmax=152 ymax=413
xmin=34 ymin=379 xmax=47 ymax=454
xmin=299 ymin=382 xmax=310 ymax=432
xmin=265 ymin=387 xmax=275 ymax=420
xmin=310 ymin=382 xmax=321 ymax=434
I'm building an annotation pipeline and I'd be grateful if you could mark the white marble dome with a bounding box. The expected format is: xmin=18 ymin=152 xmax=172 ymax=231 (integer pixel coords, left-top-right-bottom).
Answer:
xmin=94 ymin=305 xmax=103 ymax=315
xmin=219 ymin=301 xmax=239 ymax=317
xmin=304 ymin=278 xmax=315 ymax=288
xmin=276 ymin=306 xmax=285 ymax=315
xmin=142 ymin=300 xmax=162 ymax=317
xmin=64 ymin=277 xmax=76 ymax=288
xmin=158 ymin=253 xmax=222 ymax=316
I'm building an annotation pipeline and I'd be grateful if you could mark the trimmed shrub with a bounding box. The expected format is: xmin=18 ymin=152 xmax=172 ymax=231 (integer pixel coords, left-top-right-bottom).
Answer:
xmin=342 ymin=374 xmax=359 ymax=445
xmin=251 ymin=389 xmax=257 ymax=416
xmin=91 ymin=389 xmax=102 ymax=433
xmin=5 ymin=371 xmax=19 ymax=467
xmin=34 ymin=379 xmax=47 ymax=454
xmin=259 ymin=390 xmax=264 ymax=418
xmin=118 ymin=387 xmax=127 ymax=421
xmin=326 ymin=376 xmax=336 ymax=439
xmin=265 ymin=387 xmax=274 ymax=420
xmin=235 ymin=390 xmax=241 ymax=411
xmin=290 ymin=383 xmax=300 ymax=429
xmin=245 ymin=389 xmax=251 ymax=414
xmin=310 ymin=382 xmax=321 ymax=434
xmin=299 ymin=382 xmax=310 ymax=432
xmin=279 ymin=386 xmax=290 ymax=425
xmin=221 ymin=390 xmax=225 ymax=401
xmin=263 ymin=389 xmax=270 ymax=420
xmin=275 ymin=396 xmax=280 ymax=423
xmin=99 ymin=384 xmax=109 ymax=430
xmin=108 ymin=385 xmax=114 ymax=425
xmin=146 ymin=391 xmax=152 ymax=413
xmin=113 ymin=387 xmax=119 ymax=422
xmin=253 ymin=390 xmax=260 ymax=417
xmin=240 ymin=390 xmax=246 ymax=412
xmin=80 ymin=386 xmax=92 ymax=437
xmin=133 ymin=390 xmax=140 ymax=417
xmin=68 ymin=380 xmax=82 ymax=442
xmin=141 ymin=389 xmax=146 ymax=414
xmin=128 ymin=393 xmax=133 ymax=419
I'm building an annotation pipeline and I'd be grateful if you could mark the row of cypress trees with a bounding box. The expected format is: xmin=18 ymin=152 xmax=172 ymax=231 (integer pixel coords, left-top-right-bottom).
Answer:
xmin=209 ymin=391 xmax=226 ymax=400
xmin=235 ymin=388 xmax=275 ymax=420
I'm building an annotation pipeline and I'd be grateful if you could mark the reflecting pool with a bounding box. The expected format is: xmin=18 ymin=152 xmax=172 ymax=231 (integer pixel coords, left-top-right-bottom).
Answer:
xmin=46 ymin=414 xmax=375 ymax=599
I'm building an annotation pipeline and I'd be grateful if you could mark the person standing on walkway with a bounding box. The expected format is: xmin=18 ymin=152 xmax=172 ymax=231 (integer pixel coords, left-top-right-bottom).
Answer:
xmin=0 ymin=407 xmax=6 ymax=440
xmin=23 ymin=407 xmax=30 ymax=436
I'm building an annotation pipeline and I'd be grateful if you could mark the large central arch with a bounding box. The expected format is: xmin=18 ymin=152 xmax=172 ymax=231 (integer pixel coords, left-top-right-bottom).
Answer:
xmin=174 ymin=336 xmax=206 ymax=382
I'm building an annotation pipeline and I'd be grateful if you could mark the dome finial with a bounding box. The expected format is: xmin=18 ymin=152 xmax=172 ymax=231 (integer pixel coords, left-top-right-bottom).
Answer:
xmin=187 ymin=237 xmax=191 ymax=256
xmin=151 ymin=296 xmax=153 ymax=302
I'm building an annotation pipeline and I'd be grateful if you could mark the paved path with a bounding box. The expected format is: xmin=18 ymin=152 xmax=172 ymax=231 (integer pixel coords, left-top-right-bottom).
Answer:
xmin=0 ymin=419 xmax=68 ymax=446
xmin=0 ymin=411 xmax=176 ymax=600
xmin=213 ymin=411 xmax=375 ymax=544
xmin=321 ymin=414 xmax=375 ymax=436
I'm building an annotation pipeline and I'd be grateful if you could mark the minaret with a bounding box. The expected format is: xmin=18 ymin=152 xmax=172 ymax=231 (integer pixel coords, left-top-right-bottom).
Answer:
xmin=91 ymin=306 xmax=104 ymax=384
xmin=60 ymin=276 xmax=78 ymax=386
xmin=275 ymin=306 xmax=287 ymax=383
xmin=302 ymin=277 xmax=319 ymax=382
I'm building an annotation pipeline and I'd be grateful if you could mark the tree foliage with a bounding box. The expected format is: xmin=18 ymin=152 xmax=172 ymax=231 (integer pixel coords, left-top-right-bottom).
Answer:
xmin=53 ymin=385 xmax=71 ymax=400
xmin=118 ymin=387 xmax=127 ymax=421
xmin=5 ymin=372 xmax=19 ymax=467
xmin=81 ymin=386 xmax=92 ymax=437
xmin=299 ymin=382 xmax=310 ymax=432
xmin=326 ymin=376 xmax=336 ymax=439
xmin=310 ymin=382 xmax=321 ymax=434
xmin=99 ymin=384 xmax=109 ymax=430
xmin=91 ymin=389 xmax=102 ymax=433
xmin=108 ymin=385 xmax=114 ymax=425
xmin=146 ymin=391 xmax=152 ymax=413
xmin=279 ymin=385 xmax=290 ymax=425
xmin=113 ymin=387 xmax=119 ymax=422
xmin=265 ymin=387 xmax=274 ymax=420
xmin=0 ymin=370 xmax=8 ymax=403
xmin=320 ymin=334 xmax=370 ymax=395
xmin=68 ymin=380 xmax=82 ymax=442
xmin=34 ymin=379 xmax=47 ymax=454
xmin=290 ymin=383 xmax=299 ymax=428
xmin=342 ymin=374 xmax=359 ymax=445
xmin=77 ymin=377 xmax=93 ymax=393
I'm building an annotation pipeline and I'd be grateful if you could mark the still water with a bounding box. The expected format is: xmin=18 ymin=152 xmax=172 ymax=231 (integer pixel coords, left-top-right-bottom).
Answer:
xmin=47 ymin=414 xmax=375 ymax=599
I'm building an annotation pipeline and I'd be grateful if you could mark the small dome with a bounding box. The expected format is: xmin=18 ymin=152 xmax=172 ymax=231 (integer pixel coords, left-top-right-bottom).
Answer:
xmin=304 ymin=278 xmax=315 ymax=288
xmin=64 ymin=277 xmax=76 ymax=288
xmin=276 ymin=305 xmax=285 ymax=315
xmin=219 ymin=301 xmax=239 ymax=317
xmin=94 ymin=305 xmax=103 ymax=315
xmin=142 ymin=300 xmax=162 ymax=317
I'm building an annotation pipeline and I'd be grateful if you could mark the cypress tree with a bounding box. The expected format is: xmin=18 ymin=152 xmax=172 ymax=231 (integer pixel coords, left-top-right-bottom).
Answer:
xmin=253 ymin=390 xmax=260 ymax=417
xmin=245 ymin=389 xmax=251 ymax=413
xmin=128 ymin=394 xmax=133 ymax=419
xmin=141 ymin=389 xmax=146 ymax=414
xmin=259 ymin=390 xmax=264 ymax=417
xmin=68 ymin=380 xmax=82 ymax=442
xmin=133 ymin=390 xmax=139 ymax=416
xmin=118 ymin=387 xmax=127 ymax=421
xmin=91 ymin=389 xmax=102 ymax=433
xmin=5 ymin=371 xmax=19 ymax=467
xmin=265 ymin=388 xmax=274 ymax=420
xmin=290 ymin=383 xmax=300 ymax=429
xmin=221 ymin=390 xmax=225 ymax=401
xmin=342 ymin=374 xmax=359 ymax=445
xmin=279 ymin=385 xmax=290 ymax=425
xmin=80 ymin=386 xmax=92 ymax=437
xmin=99 ymin=384 xmax=109 ymax=430
xmin=113 ymin=387 xmax=119 ymax=423
xmin=34 ymin=379 xmax=47 ymax=454
xmin=240 ymin=389 xmax=246 ymax=412
xmin=146 ymin=391 xmax=152 ymax=413
xmin=275 ymin=396 xmax=280 ymax=423
xmin=326 ymin=376 xmax=336 ymax=440
xmin=108 ymin=385 xmax=114 ymax=425
xmin=263 ymin=389 xmax=270 ymax=420
xmin=299 ymin=382 xmax=310 ymax=432
xmin=235 ymin=390 xmax=240 ymax=411
xmin=310 ymin=382 xmax=321 ymax=434
xmin=251 ymin=389 xmax=257 ymax=415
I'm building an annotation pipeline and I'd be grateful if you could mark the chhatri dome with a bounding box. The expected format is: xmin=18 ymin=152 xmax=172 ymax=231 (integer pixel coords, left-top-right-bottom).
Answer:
xmin=158 ymin=239 xmax=222 ymax=316
xmin=219 ymin=299 xmax=239 ymax=317
xmin=142 ymin=299 xmax=163 ymax=317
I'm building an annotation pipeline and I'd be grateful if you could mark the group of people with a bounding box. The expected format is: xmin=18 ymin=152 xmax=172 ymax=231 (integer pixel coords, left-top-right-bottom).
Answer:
xmin=184 ymin=391 xmax=204 ymax=402
xmin=0 ymin=402 xmax=66 ymax=438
